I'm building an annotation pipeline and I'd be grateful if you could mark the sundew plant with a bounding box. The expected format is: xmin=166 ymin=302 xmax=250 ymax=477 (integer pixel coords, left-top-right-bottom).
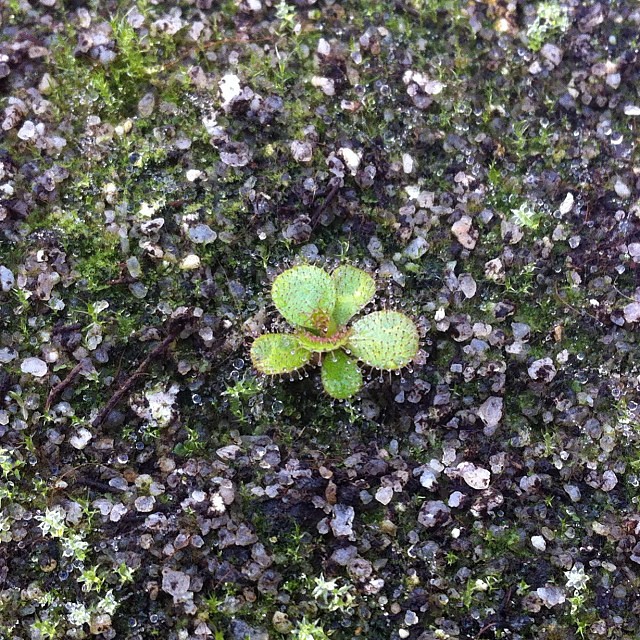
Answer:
xmin=250 ymin=264 xmax=420 ymax=399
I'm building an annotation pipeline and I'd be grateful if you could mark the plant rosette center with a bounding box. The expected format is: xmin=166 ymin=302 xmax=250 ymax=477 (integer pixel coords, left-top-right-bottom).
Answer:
xmin=295 ymin=327 xmax=352 ymax=353
xmin=250 ymin=264 xmax=420 ymax=399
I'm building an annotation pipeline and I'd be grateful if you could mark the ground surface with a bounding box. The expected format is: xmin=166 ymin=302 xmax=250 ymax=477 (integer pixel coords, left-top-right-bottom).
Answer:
xmin=1 ymin=1 xmax=640 ymax=639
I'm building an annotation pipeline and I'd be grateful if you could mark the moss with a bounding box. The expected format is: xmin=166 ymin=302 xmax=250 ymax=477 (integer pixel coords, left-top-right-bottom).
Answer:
xmin=47 ymin=14 xmax=173 ymax=122
xmin=2 ymin=0 xmax=640 ymax=636
xmin=478 ymin=525 xmax=527 ymax=559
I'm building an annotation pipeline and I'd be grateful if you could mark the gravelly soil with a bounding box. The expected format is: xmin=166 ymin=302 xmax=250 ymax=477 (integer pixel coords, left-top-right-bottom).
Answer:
xmin=1 ymin=1 xmax=640 ymax=639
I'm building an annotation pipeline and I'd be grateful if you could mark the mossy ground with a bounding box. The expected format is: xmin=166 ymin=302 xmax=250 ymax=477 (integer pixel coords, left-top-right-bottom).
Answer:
xmin=1 ymin=1 xmax=640 ymax=639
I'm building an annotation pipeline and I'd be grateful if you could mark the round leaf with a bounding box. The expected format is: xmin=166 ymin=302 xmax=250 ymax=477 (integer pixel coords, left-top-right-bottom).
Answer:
xmin=250 ymin=334 xmax=311 ymax=375
xmin=348 ymin=311 xmax=419 ymax=370
xmin=271 ymin=265 xmax=336 ymax=330
xmin=321 ymin=350 xmax=363 ymax=399
xmin=331 ymin=265 xmax=376 ymax=327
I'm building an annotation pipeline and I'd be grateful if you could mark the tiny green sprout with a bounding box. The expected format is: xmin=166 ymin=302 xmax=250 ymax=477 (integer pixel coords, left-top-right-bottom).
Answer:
xmin=250 ymin=264 xmax=419 ymax=399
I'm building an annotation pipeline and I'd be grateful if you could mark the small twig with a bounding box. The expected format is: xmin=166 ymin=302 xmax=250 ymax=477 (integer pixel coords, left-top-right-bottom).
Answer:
xmin=552 ymin=285 xmax=599 ymax=322
xmin=394 ymin=0 xmax=421 ymax=18
xmin=45 ymin=358 xmax=91 ymax=411
xmin=91 ymin=313 xmax=195 ymax=428
xmin=611 ymin=283 xmax=637 ymax=303
xmin=311 ymin=183 xmax=340 ymax=228
xmin=55 ymin=462 xmax=105 ymax=484
xmin=475 ymin=622 xmax=497 ymax=639
xmin=73 ymin=476 xmax=126 ymax=494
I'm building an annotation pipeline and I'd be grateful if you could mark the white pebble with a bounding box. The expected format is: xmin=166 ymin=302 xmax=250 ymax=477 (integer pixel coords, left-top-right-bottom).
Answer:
xmin=477 ymin=396 xmax=503 ymax=434
xmin=601 ymin=470 xmax=618 ymax=492
xmin=457 ymin=462 xmax=491 ymax=490
xmin=448 ymin=491 xmax=464 ymax=508
xmin=375 ymin=486 xmax=394 ymax=505
xmin=419 ymin=468 xmax=437 ymax=489
xmin=451 ymin=216 xmax=477 ymax=249
xmin=458 ymin=273 xmax=477 ymax=299
xmin=536 ymin=586 xmax=565 ymax=607
xmin=403 ymin=237 xmax=428 ymax=260
xmin=311 ymin=76 xmax=335 ymax=96
xmin=69 ymin=428 xmax=93 ymax=450
xmin=137 ymin=92 xmax=156 ymax=117
xmin=367 ymin=236 xmax=384 ymax=259
xmin=614 ymin=179 xmax=631 ymax=199
xmin=528 ymin=357 xmax=557 ymax=382
xmin=531 ymin=535 xmax=546 ymax=551
xmin=623 ymin=302 xmax=640 ymax=323
xmin=38 ymin=72 xmax=56 ymax=94
xmin=339 ymin=147 xmax=361 ymax=174
xmin=559 ymin=192 xmax=574 ymax=214
xmin=17 ymin=120 xmax=36 ymax=140
xmin=541 ymin=43 xmax=563 ymax=67
xmin=404 ymin=610 xmax=418 ymax=625
xmin=21 ymin=357 xmax=48 ymax=377
xmin=564 ymin=484 xmax=581 ymax=502
xmin=135 ymin=496 xmax=156 ymax=513
xmin=109 ymin=503 xmax=128 ymax=522
xmin=0 ymin=348 xmax=17 ymax=363
xmin=219 ymin=74 xmax=242 ymax=110
xmin=188 ymin=224 xmax=217 ymax=244
xmin=317 ymin=38 xmax=331 ymax=56
xmin=180 ymin=254 xmax=201 ymax=270
xmin=402 ymin=153 xmax=414 ymax=174
xmin=0 ymin=265 xmax=14 ymax=292
xmin=606 ymin=73 xmax=621 ymax=89
xmin=330 ymin=504 xmax=355 ymax=537
xmin=290 ymin=140 xmax=313 ymax=163
xmin=126 ymin=257 xmax=142 ymax=278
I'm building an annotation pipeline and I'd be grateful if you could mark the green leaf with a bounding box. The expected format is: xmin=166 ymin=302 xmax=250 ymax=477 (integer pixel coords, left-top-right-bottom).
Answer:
xmin=331 ymin=265 xmax=376 ymax=327
xmin=250 ymin=334 xmax=311 ymax=375
xmin=321 ymin=350 xmax=363 ymax=399
xmin=347 ymin=311 xmax=419 ymax=370
xmin=271 ymin=265 xmax=336 ymax=330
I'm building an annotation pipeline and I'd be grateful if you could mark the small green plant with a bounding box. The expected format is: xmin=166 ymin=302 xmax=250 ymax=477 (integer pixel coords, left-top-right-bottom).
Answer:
xmin=311 ymin=575 xmax=355 ymax=612
xmin=31 ymin=618 xmax=61 ymax=640
xmin=292 ymin=617 xmax=332 ymax=640
xmin=0 ymin=448 xmax=24 ymax=480
xmin=250 ymin=264 xmax=419 ymax=399
xmin=526 ymin=1 xmax=570 ymax=51
xmin=77 ymin=565 xmax=105 ymax=593
xmin=511 ymin=201 xmax=543 ymax=230
xmin=115 ymin=562 xmax=136 ymax=586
